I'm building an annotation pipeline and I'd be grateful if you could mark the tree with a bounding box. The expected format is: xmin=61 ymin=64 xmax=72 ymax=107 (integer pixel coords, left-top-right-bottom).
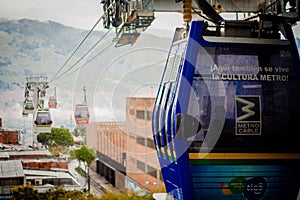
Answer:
xmin=38 ymin=127 xmax=74 ymax=146
xmin=10 ymin=185 xmax=39 ymax=200
xmin=70 ymin=146 xmax=96 ymax=193
xmin=70 ymin=146 xmax=96 ymax=167
xmin=10 ymin=185 xmax=99 ymax=200
xmin=73 ymin=126 xmax=86 ymax=137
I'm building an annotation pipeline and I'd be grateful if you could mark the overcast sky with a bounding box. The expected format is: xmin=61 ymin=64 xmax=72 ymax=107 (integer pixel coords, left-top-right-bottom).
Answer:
xmin=0 ymin=0 xmax=299 ymax=36
xmin=0 ymin=0 xmax=184 ymax=32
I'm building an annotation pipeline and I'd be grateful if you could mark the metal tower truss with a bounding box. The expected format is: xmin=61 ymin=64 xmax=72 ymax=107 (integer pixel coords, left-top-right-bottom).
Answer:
xmin=101 ymin=0 xmax=155 ymax=46
xmin=23 ymin=76 xmax=52 ymax=144
xmin=101 ymin=0 xmax=300 ymax=46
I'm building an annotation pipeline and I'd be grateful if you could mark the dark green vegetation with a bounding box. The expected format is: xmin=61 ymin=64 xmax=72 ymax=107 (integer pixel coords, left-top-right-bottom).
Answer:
xmin=70 ymin=146 xmax=96 ymax=167
xmin=37 ymin=127 xmax=74 ymax=156
xmin=10 ymin=185 xmax=153 ymax=200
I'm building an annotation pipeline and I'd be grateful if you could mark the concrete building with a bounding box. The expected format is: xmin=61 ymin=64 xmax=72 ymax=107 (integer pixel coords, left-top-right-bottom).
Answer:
xmin=0 ymin=160 xmax=25 ymax=199
xmin=0 ymin=118 xmax=19 ymax=144
xmin=125 ymin=97 xmax=163 ymax=193
xmin=87 ymin=122 xmax=127 ymax=190
xmin=0 ymin=144 xmax=78 ymax=198
xmin=86 ymin=97 xmax=164 ymax=194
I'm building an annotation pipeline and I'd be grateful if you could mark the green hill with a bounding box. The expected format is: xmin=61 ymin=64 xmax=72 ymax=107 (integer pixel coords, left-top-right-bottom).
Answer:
xmin=0 ymin=18 xmax=104 ymax=88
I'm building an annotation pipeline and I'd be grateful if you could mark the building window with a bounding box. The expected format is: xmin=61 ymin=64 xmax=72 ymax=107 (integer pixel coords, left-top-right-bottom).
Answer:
xmin=136 ymin=136 xmax=145 ymax=146
xmin=147 ymin=165 xmax=157 ymax=178
xmin=136 ymin=110 xmax=145 ymax=119
xmin=137 ymin=160 xmax=146 ymax=172
xmin=146 ymin=111 xmax=152 ymax=121
xmin=146 ymin=138 xmax=155 ymax=149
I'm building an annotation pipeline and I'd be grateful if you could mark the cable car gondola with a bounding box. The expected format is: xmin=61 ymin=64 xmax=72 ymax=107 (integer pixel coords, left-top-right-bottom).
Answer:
xmin=33 ymin=108 xmax=52 ymax=133
xmin=74 ymin=87 xmax=90 ymax=125
xmin=74 ymin=104 xmax=90 ymax=125
xmin=48 ymin=87 xmax=57 ymax=108
xmin=22 ymin=110 xmax=29 ymax=117
xmin=152 ymin=20 xmax=300 ymax=200
xmin=24 ymin=99 xmax=34 ymax=113
xmin=48 ymin=96 xmax=57 ymax=108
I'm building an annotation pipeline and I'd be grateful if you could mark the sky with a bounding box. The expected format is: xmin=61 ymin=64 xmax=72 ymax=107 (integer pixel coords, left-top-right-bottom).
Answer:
xmin=0 ymin=0 xmax=299 ymax=132
xmin=0 ymin=0 xmax=299 ymax=37
xmin=0 ymin=0 xmax=300 ymax=37
xmin=0 ymin=0 xmax=184 ymax=33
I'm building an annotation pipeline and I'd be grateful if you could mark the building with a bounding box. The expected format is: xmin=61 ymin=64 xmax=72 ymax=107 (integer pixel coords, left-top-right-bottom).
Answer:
xmin=0 ymin=144 xmax=78 ymax=198
xmin=125 ymin=97 xmax=163 ymax=192
xmin=87 ymin=122 xmax=127 ymax=190
xmin=0 ymin=118 xmax=19 ymax=144
xmin=0 ymin=160 xmax=25 ymax=199
xmin=86 ymin=97 xmax=164 ymax=194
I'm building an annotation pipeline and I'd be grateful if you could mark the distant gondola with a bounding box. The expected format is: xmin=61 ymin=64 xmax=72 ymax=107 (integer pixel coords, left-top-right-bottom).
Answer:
xmin=48 ymin=96 xmax=57 ymax=108
xmin=33 ymin=108 xmax=52 ymax=133
xmin=24 ymin=99 xmax=34 ymax=113
xmin=74 ymin=87 xmax=89 ymax=125
xmin=74 ymin=104 xmax=90 ymax=125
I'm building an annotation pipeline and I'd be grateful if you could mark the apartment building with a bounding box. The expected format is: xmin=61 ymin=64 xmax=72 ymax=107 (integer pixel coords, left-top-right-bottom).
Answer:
xmin=86 ymin=96 xmax=164 ymax=194
xmin=0 ymin=118 xmax=19 ymax=144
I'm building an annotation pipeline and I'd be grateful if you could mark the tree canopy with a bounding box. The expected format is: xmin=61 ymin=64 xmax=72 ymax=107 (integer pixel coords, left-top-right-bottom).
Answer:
xmin=37 ymin=127 xmax=74 ymax=146
xmin=70 ymin=146 xmax=96 ymax=166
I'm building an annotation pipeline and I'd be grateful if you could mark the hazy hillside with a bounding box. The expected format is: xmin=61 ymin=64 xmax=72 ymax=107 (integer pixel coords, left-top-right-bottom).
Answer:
xmin=0 ymin=18 xmax=105 ymax=88
xmin=0 ymin=18 xmax=173 ymax=131
xmin=1 ymin=18 xmax=299 ymax=132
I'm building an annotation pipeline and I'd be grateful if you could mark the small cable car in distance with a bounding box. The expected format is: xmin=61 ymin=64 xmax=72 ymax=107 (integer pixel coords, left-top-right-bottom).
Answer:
xmin=152 ymin=9 xmax=300 ymax=200
xmin=48 ymin=96 xmax=57 ymax=108
xmin=74 ymin=104 xmax=90 ymax=125
xmin=48 ymin=87 xmax=57 ymax=108
xmin=74 ymin=87 xmax=89 ymax=125
xmin=33 ymin=108 xmax=52 ymax=133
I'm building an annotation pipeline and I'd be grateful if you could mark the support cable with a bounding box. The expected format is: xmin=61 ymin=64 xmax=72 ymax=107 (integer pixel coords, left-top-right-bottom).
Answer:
xmin=49 ymin=27 xmax=113 ymax=83
xmin=50 ymin=15 xmax=105 ymax=83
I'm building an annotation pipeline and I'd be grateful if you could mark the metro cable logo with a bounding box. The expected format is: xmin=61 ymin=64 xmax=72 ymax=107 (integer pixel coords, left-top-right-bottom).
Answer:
xmin=235 ymin=95 xmax=261 ymax=135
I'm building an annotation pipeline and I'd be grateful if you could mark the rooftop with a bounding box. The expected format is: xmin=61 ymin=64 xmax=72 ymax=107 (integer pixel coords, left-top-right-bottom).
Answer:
xmin=0 ymin=160 xmax=24 ymax=178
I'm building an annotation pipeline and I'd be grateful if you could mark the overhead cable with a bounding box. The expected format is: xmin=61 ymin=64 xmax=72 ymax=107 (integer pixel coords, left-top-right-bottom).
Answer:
xmin=50 ymin=15 xmax=105 ymax=83
xmin=49 ymin=27 xmax=113 ymax=83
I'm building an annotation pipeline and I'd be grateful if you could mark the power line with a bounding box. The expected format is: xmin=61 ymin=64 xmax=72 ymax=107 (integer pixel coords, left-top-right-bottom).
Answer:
xmin=50 ymin=15 xmax=104 ymax=83
xmin=59 ymin=42 xmax=114 ymax=80
xmin=49 ymin=27 xmax=114 ymax=83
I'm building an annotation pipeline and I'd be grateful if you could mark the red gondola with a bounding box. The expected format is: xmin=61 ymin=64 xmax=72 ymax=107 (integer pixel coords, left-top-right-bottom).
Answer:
xmin=48 ymin=96 xmax=57 ymax=108
xmin=74 ymin=104 xmax=90 ymax=125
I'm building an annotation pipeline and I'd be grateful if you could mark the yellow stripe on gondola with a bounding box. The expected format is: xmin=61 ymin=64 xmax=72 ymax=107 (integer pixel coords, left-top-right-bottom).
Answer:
xmin=76 ymin=118 xmax=89 ymax=120
xmin=189 ymin=153 xmax=300 ymax=160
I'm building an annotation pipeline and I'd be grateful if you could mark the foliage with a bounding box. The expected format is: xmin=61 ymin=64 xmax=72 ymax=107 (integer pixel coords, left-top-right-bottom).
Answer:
xmin=70 ymin=146 xmax=96 ymax=167
xmin=73 ymin=126 xmax=86 ymax=137
xmin=99 ymin=190 xmax=153 ymax=200
xmin=10 ymin=185 xmax=153 ymax=200
xmin=38 ymin=127 xmax=74 ymax=146
xmin=10 ymin=185 xmax=98 ymax=200
xmin=41 ymin=187 xmax=98 ymax=200
xmin=10 ymin=185 xmax=39 ymax=200
xmin=75 ymin=166 xmax=87 ymax=177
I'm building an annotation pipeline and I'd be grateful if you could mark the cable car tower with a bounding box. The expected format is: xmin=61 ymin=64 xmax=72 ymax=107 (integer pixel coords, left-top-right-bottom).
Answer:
xmin=74 ymin=86 xmax=90 ymax=125
xmin=101 ymin=0 xmax=156 ymax=46
xmin=23 ymin=76 xmax=52 ymax=145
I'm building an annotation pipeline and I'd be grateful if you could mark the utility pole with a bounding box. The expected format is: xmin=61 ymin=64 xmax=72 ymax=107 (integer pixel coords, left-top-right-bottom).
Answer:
xmin=87 ymin=165 xmax=90 ymax=193
xmin=83 ymin=86 xmax=87 ymax=104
